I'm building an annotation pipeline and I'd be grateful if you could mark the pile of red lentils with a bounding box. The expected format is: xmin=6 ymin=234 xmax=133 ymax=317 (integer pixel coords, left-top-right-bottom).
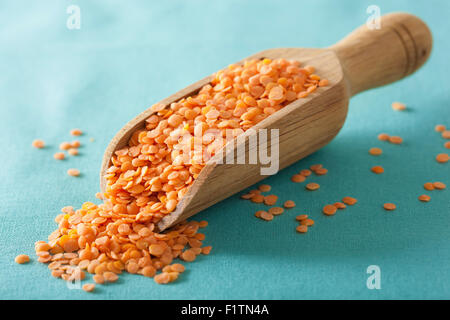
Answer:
xmin=23 ymin=58 xmax=328 ymax=291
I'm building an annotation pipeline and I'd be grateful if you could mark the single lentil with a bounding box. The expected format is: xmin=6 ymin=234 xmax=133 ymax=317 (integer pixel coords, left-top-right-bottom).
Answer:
xmin=15 ymin=254 xmax=30 ymax=264
xmin=291 ymin=174 xmax=306 ymax=183
xmin=70 ymin=129 xmax=83 ymax=136
xmin=436 ymin=153 xmax=449 ymax=163
xmin=32 ymin=139 xmax=45 ymax=149
xmin=383 ymin=203 xmax=396 ymax=211
xmin=342 ymin=197 xmax=357 ymax=205
xmin=391 ymin=102 xmax=406 ymax=111
xmin=54 ymin=152 xmax=65 ymax=160
xmin=433 ymin=182 xmax=446 ymax=190
xmin=322 ymin=205 xmax=337 ymax=216
xmin=283 ymin=200 xmax=296 ymax=208
xmin=371 ymin=166 xmax=384 ymax=174
xmin=369 ymin=147 xmax=382 ymax=156
xmin=268 ymin=207 xmax=284 ymax=215
xmin=305 ymin=182 xmax=320 ymax=191
xmin=418 ymin=195 xmax=431 ymax=202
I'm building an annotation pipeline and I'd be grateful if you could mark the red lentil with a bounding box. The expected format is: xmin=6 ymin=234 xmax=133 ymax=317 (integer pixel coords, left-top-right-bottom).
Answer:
xmin=435 ymin=125 xmax=446 ymax=132
xmin=369 ymin=147 xmax=382 ymax=156
xmin=82 ymin=283 xmax=95 ymax=292
xmin=291 ymin=174 xmax=306 ymax=183
xmin=68 ymin=148 xmax=79 ymax=156
xmin=70 ymin=129 xmax=83 ymax=136
xmin=342 ymin=197 xmax=357 ymax=205
xmin=314 ymin=168 xmax=328 ymax=176
xmin=436 ymin=153 xmax=449 ymax=163
xmin=391 ymin=102 xmax=406 ymax=111
xmin=53 ymin=152 xmax=65 ymax=160
xmin=378 ymin=133 xmax=390 ymax=141
xmin=322 ymin=205 xmax=337 ymax=216
xmin=32 ymin=139 xmax=45 ymax=149
xmin=333 ymin=202 xmax=346 ymax=209
xmin=389 ymin=136 xmax=403 ymax=144
xmin=433 ymin=182 xmax=446 ymax=190
xmin=305 ymin=182 xmax=320 ymax=191
xmin=15 ymin=254 xmax=30 ymax=264
xmin=283 ymin=200 xmax=296 ymax=208
xmin=59 ymin=142 xmax=71 ymax=150
xmin=300 ymin=169 xmax=312 ymax=177
xmin=296 ymin=225 xmax=308 ymax=233
xmin=264 ymin=195 xmax=278 ymax=206
xmin=424 ymin=182 xmax=435 ymax=190
xmin=259 ymin=211 xmax=274 ymax=221
xmin=268 ymin=207 xmax=284 ymax=215
xmin=258 ymin=184 xmax=271 ymax=192
xmin=418 ymin=195 xmax=431 ymax=202
xmin=371 ymin=166 xmax=384 ymax=174
xmin=295 ymin=214 xmax=308 ymax=221
xmin=383 ymin=203 xmax=396 ymax=211
xmin=300 ymin=218 xmax=314 ymax=226
xmin=442 ymin=131 xmax=450 ymax=139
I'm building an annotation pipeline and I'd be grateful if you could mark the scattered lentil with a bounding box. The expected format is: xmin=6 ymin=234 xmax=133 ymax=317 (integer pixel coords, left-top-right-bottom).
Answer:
xmin=67 ymin=169 xmax=80 ymax=177
xmin=378 ymin=133 xmax=390 ymax=141
xmin=371 ymin=166 xmax=384 ymax=174
xmin=300 ymin=169 xmax=312 ymax=177
xmin=392 ymin=102 xmax=406 ymax=111
xmin=296 ymin=225 xmax=308 ymax=233
xmin=283 ymin=200 xmax=296 ymax=208
xmin=436 ymin=153 xmax=449 ymax=163
xmin=305 ymin=182 xmax=320 ymax=191
xmin=435 ymin=125 xmax=446 ymax=132
xmin=314 ymin=168 xmax=328 ymax=176
xmin=322 ymin=205 xmax=337 ymax=216
xmin=424 ymin=182 xmax=435 ymax=191
xmin=32 ymin=139 xmax=45 ymax=149
xmin=369 ymin=147 xmax=382 ymax=156
xmin=295 ymin=214 xmax=308 ymax=221
xmin=258 ymin=184 xmax=271 ymax=192
xmin=268 ymin=207 xmax=284 ymax=215
xmin=342 ymin=197 xmax=357 ymax=205
xmin=260 ymin=211 xmax=274 ymax=221
xmin=264 ymin=195 xmax=278 ymax=206
xmin=70 ymin=129 xmax=83 ymax=136
xmin=53 ymin=152 xmax=65 ymax=160
xmin=59 ymin=142 xmax=71 ymax=150
xmin=68 ymin=148 xmax=79 ymax=156
xmin=15 ymin=254 xmax=30 ymax=264
xmin=333 ymin=202 xmax=346 ymax=209
xmin=389 ymin=136 xmax=403 ymax=144
xmin=433 ymin=182 xmax=446 ymax=190
xmin=291 ymin=174 xmax=306 ymax=183
xmin=82 ymin=283 xmax=95 ymax=292
xmin=383 ymin=203 xmax=396 ymax=211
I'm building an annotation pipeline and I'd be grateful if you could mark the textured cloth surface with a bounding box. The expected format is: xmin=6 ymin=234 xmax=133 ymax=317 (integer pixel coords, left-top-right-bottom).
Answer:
xmin=0 ymin=0 xmax=449 ymax=300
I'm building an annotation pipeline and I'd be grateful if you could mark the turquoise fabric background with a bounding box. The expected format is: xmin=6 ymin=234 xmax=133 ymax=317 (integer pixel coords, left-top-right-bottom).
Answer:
xmin=0 ymin=0 xmax=449 ymax=300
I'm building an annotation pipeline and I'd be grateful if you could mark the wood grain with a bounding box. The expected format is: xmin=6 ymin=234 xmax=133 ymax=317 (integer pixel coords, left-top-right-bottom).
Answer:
xmin=99 ymin=13 xmax=432 ymax=231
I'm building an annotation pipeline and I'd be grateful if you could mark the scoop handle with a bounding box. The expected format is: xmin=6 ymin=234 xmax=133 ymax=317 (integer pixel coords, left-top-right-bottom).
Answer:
xmin=330 ymin=12 xmax=432 ymax=96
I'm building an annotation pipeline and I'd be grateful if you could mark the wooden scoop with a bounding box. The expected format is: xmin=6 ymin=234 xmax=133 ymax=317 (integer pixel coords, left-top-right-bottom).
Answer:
xmin=100 ymin=12 xmax=432 ymax=231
